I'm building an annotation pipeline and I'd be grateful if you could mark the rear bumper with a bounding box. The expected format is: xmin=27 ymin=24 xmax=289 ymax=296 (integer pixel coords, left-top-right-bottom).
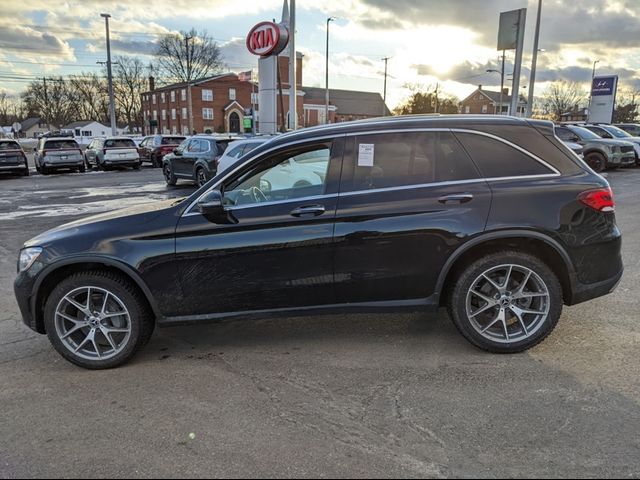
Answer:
xmin=0 ymin=164 xmax=28 ymax=172
xmin=567 ymin=267 xmax=623 ymax=305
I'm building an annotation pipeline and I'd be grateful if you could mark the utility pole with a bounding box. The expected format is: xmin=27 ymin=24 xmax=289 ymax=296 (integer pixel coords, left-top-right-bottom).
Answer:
xmin=434 ymin=83 xmax=440 ymax=113
xmin=526 ymin=0 xmax=542 ymax=117
xmin=289 ymin=0 xmax=297 ymax=130
xmin=101 ymin=13 xmax=117 ymax=136
xmin=185 ymin=34 xmax=194 ymax=134
xmin=382 ymin=57 xmax=391 ymax=116
xmin=325 ymin=17 xmax=336 ymax=124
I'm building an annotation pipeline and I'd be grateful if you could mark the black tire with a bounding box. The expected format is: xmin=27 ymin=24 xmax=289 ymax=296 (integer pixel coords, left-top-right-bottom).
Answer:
xmin=195 ymin=166 xmax=207 ymax=187
xmin=163 ymin=163 xmax=177 ymax=186
xmin=41 ymin=165 xmax=50 ymax=175
xmin=152 ymin=155 xmax=162 ymax=168
xmin=22 ymin=167 xmax=30 ymax=176
xmin=585 ymin=152 xmax=606 ymax=173
xmin=43 ymin=271 xmax=155 ymax=370
xmin=447 ymin=251 xmax=562 ymax=354
xmin=78 ymin=164 xmax=86 ymax=173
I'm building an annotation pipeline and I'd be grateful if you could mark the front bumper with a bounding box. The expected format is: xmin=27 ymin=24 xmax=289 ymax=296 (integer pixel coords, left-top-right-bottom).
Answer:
xmin=14 ymin=270 xmax=42 ymax=333
xmin=609 ymin=152 xmax=636 ymax=167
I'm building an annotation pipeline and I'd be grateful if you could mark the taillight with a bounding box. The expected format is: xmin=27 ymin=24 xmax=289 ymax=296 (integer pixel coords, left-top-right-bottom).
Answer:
xmin=578 ymin=187 xmax=615 ymax=212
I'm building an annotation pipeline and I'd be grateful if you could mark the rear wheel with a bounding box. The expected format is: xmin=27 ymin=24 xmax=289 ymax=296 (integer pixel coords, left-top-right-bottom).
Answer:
xmin=78 ymin=164 xmax=86 ymax=173
xmin=21 ymin=166 xmax=30 ymax=176
xmin=152 ymin=155 xmax=162 ymax=168
xmin=196 ymin=167 xmax=208 ymax=187
xmin=163 ymin=163 xmax=177 ymax=186
xmin=43 ymin=271 xmax=155 ymax=370
xmin=447 ymin=251 xmax=562 ymax=353
xmin=585 ymin=152 xmax=606 ymax=173
xmin=41 ymin=165 xmax=50 ymax=175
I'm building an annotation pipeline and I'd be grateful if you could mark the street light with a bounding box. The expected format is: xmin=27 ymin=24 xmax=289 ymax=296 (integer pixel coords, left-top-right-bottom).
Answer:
xmin=325 ymin=17 xmax=336 ymax=125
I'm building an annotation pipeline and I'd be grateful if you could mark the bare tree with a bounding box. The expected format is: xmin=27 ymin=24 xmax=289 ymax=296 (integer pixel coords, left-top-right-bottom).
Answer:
xmin=112 ymin=56 xmax=146 ymax=132
xmin=21 ymin=77 xmax=74 ymax=128
xmin=542 ymin=81 xmax=587 ymax=121
xmin=68 ymin=73 xmax=110 ymax=124
xmin=155 ymin=29 xmax=223 ymax=83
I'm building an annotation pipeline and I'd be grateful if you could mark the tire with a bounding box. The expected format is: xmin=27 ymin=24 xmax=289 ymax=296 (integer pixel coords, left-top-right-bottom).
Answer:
xmin=43 ymin=271 xmax=155 ymax=370
xmin=22 ymin=167 xmax=30 ymax=176
xmin=447 ymin=251 xmax=562 ymax=354
xmin=41 ymin=165 xmax=49 ymax=175
xmin=163 ymin=163 xmax=177 ymax=186
xmin=585 ymin=152 xmax=606 ymax=173
xmin=78 ymin=164 xmax=86 ymax=173
xmin=195 ymin=166 xmax=207 ymax=187
xmin=133 ymin=163 xmax=141 ymax=170
xmin=152 ymin=155 xmax=162 ymax=168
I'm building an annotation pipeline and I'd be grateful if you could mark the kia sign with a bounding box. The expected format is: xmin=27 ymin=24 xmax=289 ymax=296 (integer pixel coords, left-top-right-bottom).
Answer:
xmin=589 ymin=75 xmax=618 ymax=123
xmin=246 ymin=22 xmax=289 ymax=57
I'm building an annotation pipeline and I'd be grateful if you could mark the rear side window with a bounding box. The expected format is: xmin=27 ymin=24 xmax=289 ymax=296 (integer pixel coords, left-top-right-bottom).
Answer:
xmin=242 ymin=142 xmax=262 ymax=155
xmin=104 ymin=139 xmax=136 ymax=148
xmin=349 ymin=131 xmax=479 ymax=191
xmin=44 ymin=140 xmax=79 ymax=150
xmin=555 ymin=127 xmax=579 ymax=142
xmin=454 ymin=132 xmax=553 ymax=178
xmin=0 ymin=141 xmax=20 ymax=150
xmin=225 ymin=144 xmax=244 ymax=158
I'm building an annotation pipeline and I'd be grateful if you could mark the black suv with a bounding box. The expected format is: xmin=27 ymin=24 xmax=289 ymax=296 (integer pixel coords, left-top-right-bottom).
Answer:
xmin=0 ymin=139 xmax=29 ymax=176
xmin=14 ymin=116 xmax=623 ymax=369
xmin=162 ymin=135 xmax=239 ymax=187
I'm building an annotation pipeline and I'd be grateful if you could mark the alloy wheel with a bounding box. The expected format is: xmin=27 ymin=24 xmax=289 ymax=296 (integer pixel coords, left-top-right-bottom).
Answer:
xmin=54 ymin=286 xmax=132 ymax=361
xmin=465 ymin=264 xmax=550 ymax=344
xmin=196 ymin=168 xmax=207 ymax=187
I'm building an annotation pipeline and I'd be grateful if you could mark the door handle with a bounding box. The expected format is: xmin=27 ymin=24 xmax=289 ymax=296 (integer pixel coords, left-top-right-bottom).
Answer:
xmin=438 ymin=194 xmax=474 ymax=204
xmin=290 ymin=204 xmax=326 ymax=217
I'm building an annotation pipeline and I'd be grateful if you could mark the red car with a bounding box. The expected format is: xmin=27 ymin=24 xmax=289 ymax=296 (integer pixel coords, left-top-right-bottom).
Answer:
xmin=0 ymin=139 xmax=29 ymax=177
xmin=138 ymin=135 xmax=187 ymax=168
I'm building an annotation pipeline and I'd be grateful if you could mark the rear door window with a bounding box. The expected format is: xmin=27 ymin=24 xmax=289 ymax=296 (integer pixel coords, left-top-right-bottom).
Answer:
xmin=555 ymin=127 xmax=580 ymax=142
xmin=454 ymin=132 xmax=554 ymax=178
xmin=347 ymin=131 xmax=480 ymax=192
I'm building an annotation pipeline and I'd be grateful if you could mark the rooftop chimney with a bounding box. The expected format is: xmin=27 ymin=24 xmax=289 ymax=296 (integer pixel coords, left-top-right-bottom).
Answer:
xmin=503 ymin=88 xmax=509 ymax=95
xmin=148 ymin=76 xmax=155 ymax=92
xmin=478 ymin=84 xmax=482 ymax=90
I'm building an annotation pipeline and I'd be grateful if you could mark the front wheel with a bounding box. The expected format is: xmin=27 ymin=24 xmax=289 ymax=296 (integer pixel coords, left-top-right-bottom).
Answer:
xmin=163 ymin=163 xmax=177 ymax=186
xmin=195 ymin=167 xmax=208 ymax=187
xmin=447 ymin=251 xmax=562 ymax=353
xmin=585 ymin=152 xmax=606 ymax=173
xmin=43 ymin=271 xmax=155 ymax=369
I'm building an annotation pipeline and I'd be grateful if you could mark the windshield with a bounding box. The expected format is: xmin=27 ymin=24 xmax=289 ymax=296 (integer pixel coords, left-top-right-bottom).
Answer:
xmin=570 ymin=126 xmax=601 ymax=140
xmin=0 ymin=141 xmax=20 ymax=150
xmin=104 ymin=139 xmax=136 ymax=148
xmin=602 ymin=125 xmax=631 ymax=138
xmin=45 ymin=140 xmax=79 ymax=149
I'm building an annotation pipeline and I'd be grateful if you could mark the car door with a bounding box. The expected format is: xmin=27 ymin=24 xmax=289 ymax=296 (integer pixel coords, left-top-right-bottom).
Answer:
xmin=138 ymin=137 xmax=151 ymax=161
xmin=85 ymin=140 xmax=97 ymax=165
xmin=174 ymin=137 xmax=344 ymax=317
xmin=332 ymin=130 xmax=492 ymax=305
xmin=174 ymin=138 xmax=197 ymax=177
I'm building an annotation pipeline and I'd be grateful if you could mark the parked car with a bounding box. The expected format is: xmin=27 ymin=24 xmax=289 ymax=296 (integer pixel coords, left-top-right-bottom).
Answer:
xmin=216 ymin=137 xmax=274 ymax=174
xmin=0 ymin=139 xmax=29 ymax=176
xmin=14 ymin=116 xmax=623 ymax=369
xmin=162 ymin=135 xmax=239 ymax=187
xmin=559 ymin=140 xmax=583 ymax=159
xmin=138 ymin=135 xmax=187 ymax=167
xmin=84 ymin=137 xmax=141 ymax=171
xmin=34 ymin=137 xmax=84 ymax=175
xmin=581 ymin=124 xmax=640 ymax=165
xmin=554 ymin=125 xmax=635 ymax=171
xmin=614 ymin=123 xmax=640 ymax=136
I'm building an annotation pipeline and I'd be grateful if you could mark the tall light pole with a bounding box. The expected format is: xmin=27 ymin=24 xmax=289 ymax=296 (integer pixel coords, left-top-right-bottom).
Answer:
xmin=382 ymin=57 xmax=391 ymax=116
xmin=526 ymin=0 xmax=542 ymax=118
xmin=101 ymin=13 xmax=117 ymax=136
xmin=289 ymin=0 xmax=297 ymax=130
xmin=324 ymin=17 xmax=336 ymax=125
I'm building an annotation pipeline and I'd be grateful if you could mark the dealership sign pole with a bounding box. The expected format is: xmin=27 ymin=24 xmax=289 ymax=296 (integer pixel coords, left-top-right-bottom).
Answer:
xmin=589 ymin=76 xmax=619 ymax=123
xmin=497 ymin=8 xmax=527 ymax=116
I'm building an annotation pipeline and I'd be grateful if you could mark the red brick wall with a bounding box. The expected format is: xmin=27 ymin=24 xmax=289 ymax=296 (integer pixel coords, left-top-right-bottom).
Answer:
xmin=460 ymin=90 xmax=496 ymax=114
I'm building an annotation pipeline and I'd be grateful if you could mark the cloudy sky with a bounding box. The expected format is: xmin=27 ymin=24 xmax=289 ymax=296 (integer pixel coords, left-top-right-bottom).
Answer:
xmin=1 ymin=0 xmax=639 ymax=108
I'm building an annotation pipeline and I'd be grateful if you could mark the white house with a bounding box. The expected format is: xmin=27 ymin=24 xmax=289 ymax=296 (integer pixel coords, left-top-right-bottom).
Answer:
xmin=63 ymin=121 xmax=111 ymax=141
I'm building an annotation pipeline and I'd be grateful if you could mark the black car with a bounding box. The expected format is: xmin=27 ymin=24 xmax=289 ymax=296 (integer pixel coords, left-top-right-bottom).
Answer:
xmin=162 ymin=135 xmax=239 ymax=187
xmin=14 ymin=116 xmax=623 ymax=369
xmin=0 ymin=139 xmax=29 ymax=176
xmin=138 ymin=135 xmax=187 ymax=167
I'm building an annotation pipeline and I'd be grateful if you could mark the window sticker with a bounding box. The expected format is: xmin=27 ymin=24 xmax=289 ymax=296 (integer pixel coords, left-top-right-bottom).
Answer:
xmin=358 ymin=143 xmax=375 ymax=167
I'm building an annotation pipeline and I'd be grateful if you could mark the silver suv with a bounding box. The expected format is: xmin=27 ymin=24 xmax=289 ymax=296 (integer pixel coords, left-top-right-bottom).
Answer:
xmin=34 ymin=137 xmax=84 ymax=175
xmin=555 ymin=125 xmax=635 ymax=172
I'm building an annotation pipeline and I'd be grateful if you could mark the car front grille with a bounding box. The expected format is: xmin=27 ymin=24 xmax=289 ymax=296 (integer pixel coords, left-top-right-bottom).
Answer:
xmin=621 ymin=146 xmax=634 ymax=154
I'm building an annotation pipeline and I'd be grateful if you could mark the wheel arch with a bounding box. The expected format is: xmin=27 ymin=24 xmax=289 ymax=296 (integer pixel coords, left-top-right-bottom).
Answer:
xmin=31 ymin=256 xmax=162 ymax=334
xmin=437 ymin=230 xmax=576 ymax=307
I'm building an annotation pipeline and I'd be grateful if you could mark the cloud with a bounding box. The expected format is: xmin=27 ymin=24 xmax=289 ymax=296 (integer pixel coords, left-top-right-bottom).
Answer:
xmin=0 ymin=22 xmax=75 ymax=60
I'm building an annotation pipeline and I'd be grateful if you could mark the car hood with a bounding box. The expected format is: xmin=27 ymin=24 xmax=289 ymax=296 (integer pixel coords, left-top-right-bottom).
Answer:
xmin=587 ymin=138 xmax=635 ymax=147
xmin=24 ymin=198 xmax=185 ymax=249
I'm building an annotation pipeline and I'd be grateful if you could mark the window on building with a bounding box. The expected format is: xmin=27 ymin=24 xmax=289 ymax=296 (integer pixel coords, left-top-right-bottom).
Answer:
xmin=454 ymin=132 xmax=554 ymax=178
xmin=482 ymin=105 xmax=488 ymax=113
xmin=229 ymin=88 xmax=236 ymax=101
xmin=75 ymin=129 xmax=81 ymax=136
xmin=182 ymin=107 xmax=187 ymax=119
xmin=82 ymin=131 xmax=92 ymax=137
xmin=162 ymin=110 xmax=166 ymax=120
xmin=465 ymin=106 xmax=470 ymax=114
xmin=170 ymin=91 xmax=175 ymax=102
xmin=202 ymin=108 xmax=214 ymax=120
xmin=202 ymin=89 xmax=214 ymax=101
xmin=153 ymin=110 xmax=157 ymax=120
xmin=152 ymin=94 xmax=156 ymax=104
xmin=161 ymin=92 xmax=166 ymax=103
xmin=182 ymin=126 xmax=189 ymax=135
xmin=172 ymin=126 xmax=177 ymax=134
xmin=181 ymin=89 xmax=187 ymax=101
xmin=172 ymin=109 xmax=176 ymax=120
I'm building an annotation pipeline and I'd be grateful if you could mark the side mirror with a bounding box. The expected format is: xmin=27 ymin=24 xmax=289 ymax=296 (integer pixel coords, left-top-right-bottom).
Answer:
xmin=173 ymin=148 xmax=182 ymax=156
xmin=197 ymin=190 xmax=237 ymax=224
xmin=33 ymin=147 xmax=37 ymax=152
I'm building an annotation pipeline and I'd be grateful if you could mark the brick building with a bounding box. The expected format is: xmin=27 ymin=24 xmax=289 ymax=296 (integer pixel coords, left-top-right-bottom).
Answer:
xmin=459 ymin=85 xmax=527 ymax=116
xmin=141 ymin=53 xmax=390 ymax=134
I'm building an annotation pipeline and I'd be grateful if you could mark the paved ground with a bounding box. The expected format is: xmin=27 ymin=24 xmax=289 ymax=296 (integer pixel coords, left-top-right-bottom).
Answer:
xmin=0 ymin=165 xmax=639 ymax=478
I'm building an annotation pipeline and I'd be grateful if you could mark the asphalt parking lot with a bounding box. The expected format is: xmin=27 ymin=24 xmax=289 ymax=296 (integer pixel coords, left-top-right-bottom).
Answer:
xmin=0 ymin=164 xmax=639 ymax=478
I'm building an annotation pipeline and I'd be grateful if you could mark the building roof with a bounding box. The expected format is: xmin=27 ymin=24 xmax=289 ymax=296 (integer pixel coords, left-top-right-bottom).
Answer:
xmin=63 ymin=120 xmax=108 ymax=129
xmin=21 ymin=117 xmax=42 ymax=130
xmin=145 ymin=73 xmax=239 ymax=94
xmin=461 ymin=87 xmax=527 ymax=106
xmin=303 ymin=87 xmax=391 ymax=116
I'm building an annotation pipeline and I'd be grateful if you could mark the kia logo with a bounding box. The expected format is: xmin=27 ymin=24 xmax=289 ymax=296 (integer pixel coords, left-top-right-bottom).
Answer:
xmin=246 ymin=22 xmax=289 ymax=57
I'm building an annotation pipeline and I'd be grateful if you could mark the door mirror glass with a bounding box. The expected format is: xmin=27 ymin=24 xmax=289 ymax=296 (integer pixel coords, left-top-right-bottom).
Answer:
xmin=198 ymin=190 xmax=237 ymax=224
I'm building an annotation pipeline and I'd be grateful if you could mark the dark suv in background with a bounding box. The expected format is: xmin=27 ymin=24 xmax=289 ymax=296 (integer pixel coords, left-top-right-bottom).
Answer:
xmin=138 ymin=135 xmax=186 ymax=167
xmin=0 ymin=139 xmax=29 ymax=177
xmin=14 ymin=116 xmax=623 ymax=369
xmin=162 ymin=135 xmax=238 ymax=187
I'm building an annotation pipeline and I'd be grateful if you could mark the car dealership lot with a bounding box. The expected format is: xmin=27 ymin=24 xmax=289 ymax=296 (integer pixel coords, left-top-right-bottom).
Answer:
xmin=0 ymin=168 xmax=639 ymax=478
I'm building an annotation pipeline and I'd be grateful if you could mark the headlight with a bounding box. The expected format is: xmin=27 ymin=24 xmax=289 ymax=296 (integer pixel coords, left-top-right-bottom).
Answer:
xmin=18 ymin=247 xmax=43 ymax=273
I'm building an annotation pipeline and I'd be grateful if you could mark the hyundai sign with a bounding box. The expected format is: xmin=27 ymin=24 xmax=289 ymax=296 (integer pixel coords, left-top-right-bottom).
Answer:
xmin=589 ymin=75 xmax=618 ymax=123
